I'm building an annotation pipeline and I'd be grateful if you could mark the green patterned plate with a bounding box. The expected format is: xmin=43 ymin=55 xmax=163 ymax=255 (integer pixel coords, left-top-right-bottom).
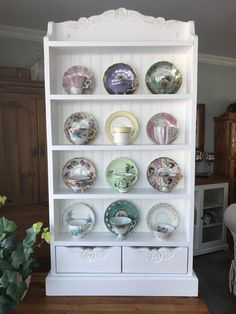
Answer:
xmin=145 ymin=61 xmax=182 ymax=94
xmin=105 ymin=157 xmax=138 ymax=193
xmin=104 ymin=200 xmax=139 ymax=234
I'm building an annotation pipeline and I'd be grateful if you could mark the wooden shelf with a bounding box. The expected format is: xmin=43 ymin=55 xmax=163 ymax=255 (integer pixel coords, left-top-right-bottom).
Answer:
xmin=195 ymin=175 xmax=229 ymax=186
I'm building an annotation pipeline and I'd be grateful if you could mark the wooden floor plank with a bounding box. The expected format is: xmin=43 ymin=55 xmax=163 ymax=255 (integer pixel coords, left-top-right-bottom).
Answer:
xmin=13 ymin=273 xmax=209 ymax=314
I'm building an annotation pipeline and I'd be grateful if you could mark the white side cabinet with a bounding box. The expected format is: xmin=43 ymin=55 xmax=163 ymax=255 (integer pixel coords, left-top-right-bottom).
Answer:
xmin=194 ymin=181 xmax=229 ymax=255
xmin=44 ymin=8 xmax=198 ymax=296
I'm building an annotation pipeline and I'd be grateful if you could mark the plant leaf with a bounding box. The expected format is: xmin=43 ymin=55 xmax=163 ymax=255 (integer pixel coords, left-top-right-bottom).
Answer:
xmin=0 ymin=217 xmax=17 ymax=235
xmin=0 ymin=294 xmax=15 ymax=314
xmin=0 ymin=260 xmax=12 ymax=273
xmin=41 ymin=231 xmax=51 ymax=244
xmin=1 ymin=234 xmax=17 ymax=251
xmin=23 ymin=247 xmax=33 ymax=261
xmin=22 ymin=256 xmax=38 ymax=274
xmin=33 ymin=222 xmax=43 ymax=234
xmin=0 ymin=272 xmax=9 ymax=288
xmin=6 ymin=281 xmax=27 ymax=303
xmin=20 ymin=268 xmax=33 ymax=281
xmin=0 ymin=270 xmax=17 ymax=288
xmin=11 ymin=249 xmax=25 ymax=269
xmin=22 ymin=232 xmax=36 ymax=248
xmin=0 ymin=196 xmax=7 ymax=206
xmin=0 ymin=233 xmax=6 ymax=241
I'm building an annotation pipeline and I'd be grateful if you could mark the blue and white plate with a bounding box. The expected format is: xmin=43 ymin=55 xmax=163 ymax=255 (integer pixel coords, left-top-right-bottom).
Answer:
xmin=62 ymin=202 xmax=95 ymax=232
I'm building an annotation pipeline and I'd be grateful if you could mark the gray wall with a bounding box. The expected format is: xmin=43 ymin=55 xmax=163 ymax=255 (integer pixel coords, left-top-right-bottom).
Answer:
xmin=198 ymin=63 xmax=236 ymax=152
xmin=0 ymin=38 xmax=43 ymax=69
xmin=1 ymin=37 xmax=236 ymax=154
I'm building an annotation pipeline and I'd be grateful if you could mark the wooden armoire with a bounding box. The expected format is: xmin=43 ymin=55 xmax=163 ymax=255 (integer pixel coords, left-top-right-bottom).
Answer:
xmin=0 ymin=77 xmax=49 ymax=267
xmin=214 ymin=112 xmax=236 ymax=204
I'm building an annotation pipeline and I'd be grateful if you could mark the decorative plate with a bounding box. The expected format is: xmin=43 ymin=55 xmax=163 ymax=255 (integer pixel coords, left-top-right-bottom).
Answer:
xmin=104 ymin=200 xmax=139 ymax=234
xmin=62 ymin=157 xmax=96 ymax=192
xmin=146 ymin=112 xmax=179 ymax=144
xmin=105 ymin=157 xmax=138 ymax=193
xmin=105 ymin=111 xmax=139 ymax=144
xmin=62 ymin=202 xmax=95 ymax=233
xmin=103 ymin=63 xmax=139 ymax=94
xmin=146 ymin=203 xmax=178 ymax=233
xmin=62 ymin=65 xmax=95 ymax=95
xmin=145 ymin=61 xmax=182 ymax=94
xmin=147 ymin=157 xmax=182 ymax=192
xmin=64 ymin=112 xmax=98 ymax=145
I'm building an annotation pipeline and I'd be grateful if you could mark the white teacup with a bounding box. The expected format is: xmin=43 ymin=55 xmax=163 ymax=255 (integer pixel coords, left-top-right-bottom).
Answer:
xmin=110 ymin=216 xmax=132 ymax=240
xmin=112 ymin=126 xmax=132 ymax=145
xmin=68 ymin=219 xmax=91 ymax=238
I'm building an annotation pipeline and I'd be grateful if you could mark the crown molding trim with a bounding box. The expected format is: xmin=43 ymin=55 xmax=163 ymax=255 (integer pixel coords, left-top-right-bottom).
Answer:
xmin=1 ymin=24 xmax=236 ymax=67
xmin=0 ymin=24 xmax=45 ymax=42
xmin=199 ymin=53 xmax=236 ymax=67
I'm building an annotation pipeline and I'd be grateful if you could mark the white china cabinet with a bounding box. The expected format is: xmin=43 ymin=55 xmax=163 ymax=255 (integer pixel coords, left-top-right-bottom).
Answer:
xmin=194 ymin=179 xmax=229 ymax=255
xmin=44 ymin=8 xmax=198 ymax=296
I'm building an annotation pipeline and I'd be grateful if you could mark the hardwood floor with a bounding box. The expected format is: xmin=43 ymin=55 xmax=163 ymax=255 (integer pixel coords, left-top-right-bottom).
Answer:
xmin=14 ymin=273 xmax=209 ymax=314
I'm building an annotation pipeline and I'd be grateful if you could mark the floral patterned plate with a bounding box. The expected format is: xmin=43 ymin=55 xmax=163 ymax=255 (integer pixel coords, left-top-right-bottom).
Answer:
xmin=64 ymin=112 xmax=98 ymax=145
xmin=147 ymin=157 xmax=182 ymax=192
xmin=105 ymin=157 xmax=138 ymax=193
xmin=62 ymin=157 xmax=96 ymax=192
xmin=104 ymin=200 xmax=139 ymax=234
xmin=62 ymin=202 xmax=95 ymax=233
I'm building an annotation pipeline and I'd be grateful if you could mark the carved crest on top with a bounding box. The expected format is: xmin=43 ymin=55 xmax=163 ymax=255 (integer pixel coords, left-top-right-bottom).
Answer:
xmin=65 ymin=8 xmax=178 ymax=32
xmin=47 ymin=8 xmax=194 ymax=41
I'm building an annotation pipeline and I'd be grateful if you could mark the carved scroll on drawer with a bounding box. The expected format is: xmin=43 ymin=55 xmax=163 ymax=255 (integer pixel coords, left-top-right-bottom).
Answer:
xmin=56 ymin=246 xmax=121 ymax=273
xmin=122 ymin=247 xmax=188 ymax=274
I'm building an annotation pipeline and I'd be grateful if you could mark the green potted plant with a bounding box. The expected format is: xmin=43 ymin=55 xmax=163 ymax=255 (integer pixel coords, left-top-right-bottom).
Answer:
xmin=0 ymin=196 xmax=50 ymax=314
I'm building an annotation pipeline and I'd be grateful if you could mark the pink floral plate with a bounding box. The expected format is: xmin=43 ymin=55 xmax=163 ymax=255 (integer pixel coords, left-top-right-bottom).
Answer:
xmin=147 ymin=157 xmax=182 ymax=192
xmin=62 ymin=157 xmax=96 ymax=192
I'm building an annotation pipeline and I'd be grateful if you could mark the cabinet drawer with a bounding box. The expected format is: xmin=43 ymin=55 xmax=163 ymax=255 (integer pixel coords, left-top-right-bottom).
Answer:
xmin=122 ymin=247 xmax=188 ymax=274
xmin=56 ymin=246 xmax=121 ymax=273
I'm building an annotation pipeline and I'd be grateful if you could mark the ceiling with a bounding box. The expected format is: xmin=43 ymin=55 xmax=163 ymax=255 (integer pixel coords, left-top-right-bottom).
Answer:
xmin=0 ymin=0 xmax=235 ymax=58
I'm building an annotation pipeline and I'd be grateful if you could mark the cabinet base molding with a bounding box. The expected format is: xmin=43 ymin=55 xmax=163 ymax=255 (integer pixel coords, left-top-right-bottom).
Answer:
xmin=194 ymin=243 xmax=229 ymax=256
xmin=45 ymin=271 xmax=198 ymax=296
